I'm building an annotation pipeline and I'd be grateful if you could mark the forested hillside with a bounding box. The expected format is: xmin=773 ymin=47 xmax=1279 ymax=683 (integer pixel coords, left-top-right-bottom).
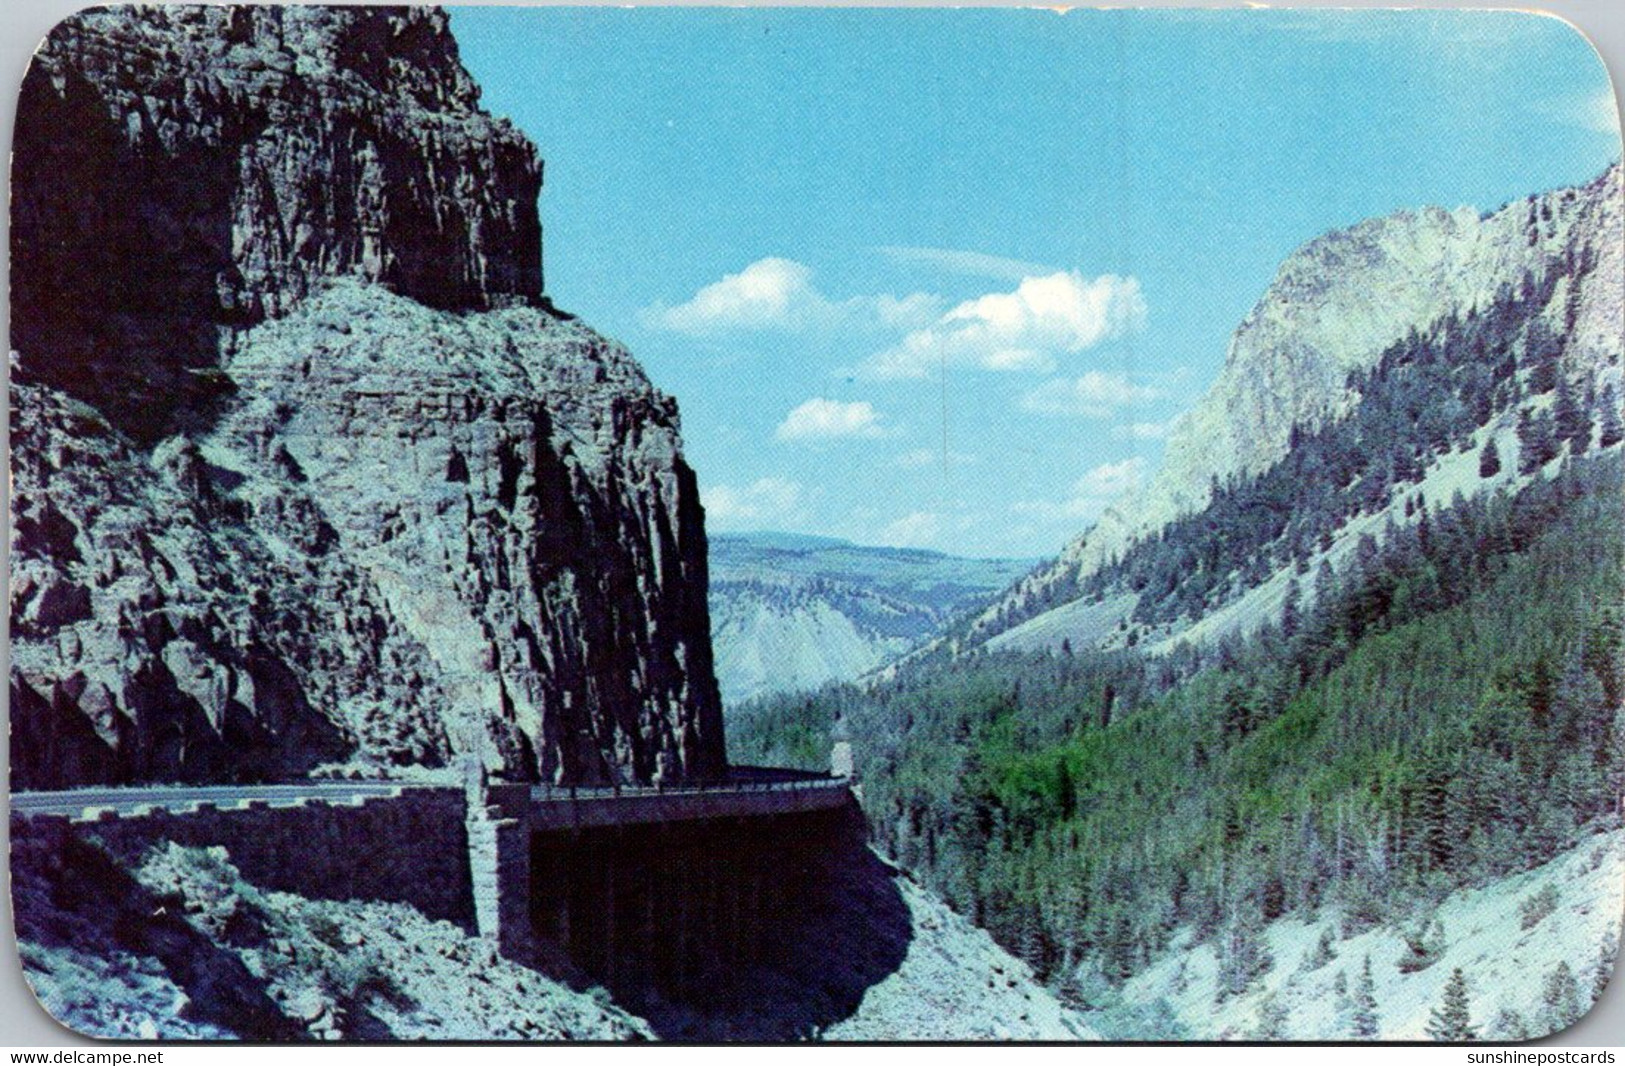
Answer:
xmin=730 ymin=169 xmax=1625 ymax=1035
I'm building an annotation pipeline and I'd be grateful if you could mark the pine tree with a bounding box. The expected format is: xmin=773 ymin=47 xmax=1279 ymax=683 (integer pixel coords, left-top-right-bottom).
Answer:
xmin=1426 ymin=968 xmax=1477 ymax=1041
xmin=1478 ymin=438 xmax=1502 ymax=478
xmin=1281 ymin=577 xmax=1303 ymax=642
xmin=1542 ymin=961 xmax=1582 ymax=1035
xmin=1553 ymin=375 xmax=1591 ymax=454
xmin=1489 ymin=1008 xmax=1529 ymax=1041
xmin=1300 ymin=926 xmax=1336 ymax=972
xmin=1599 ymin=385 xmax=1624 ymax=448
xmin=1351 ymin=956 xmax=1380 ymax=1039
xmin=1517 ymin=407 xmax=1557 ymax=474
xmin=1252 ymin=990 xmax=1290 ymax=1040
xmin=1525 ymin=322 xmax=1561 ymax=393
xmin=1592 ymin=937 xmax=1617 ymax=1005
xmin=1216 ymin=910 xmax=1273 ymax=1001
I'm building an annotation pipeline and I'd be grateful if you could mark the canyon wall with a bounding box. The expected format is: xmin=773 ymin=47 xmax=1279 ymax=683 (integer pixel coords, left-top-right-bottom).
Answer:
xmin=10 ymin=5 xmax=726 ymax=787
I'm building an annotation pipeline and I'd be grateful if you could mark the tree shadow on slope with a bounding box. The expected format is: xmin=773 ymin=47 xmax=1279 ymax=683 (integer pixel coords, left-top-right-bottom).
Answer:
xmin=532 ymin=801 xmax=913 ymax=1040
xmin=10 ymin=819 xmax=305 ymax=1040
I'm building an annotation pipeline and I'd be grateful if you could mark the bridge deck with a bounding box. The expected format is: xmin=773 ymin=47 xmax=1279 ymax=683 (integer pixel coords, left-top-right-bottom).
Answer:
xmin=525 ymin=775 xmax=851 ymax=830
xmin=11 ymin=770 xmax=853 ymax=829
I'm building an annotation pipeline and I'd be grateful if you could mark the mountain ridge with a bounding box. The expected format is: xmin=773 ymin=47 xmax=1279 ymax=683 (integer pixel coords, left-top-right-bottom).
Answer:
xmin=709 ymin=532 xmax=1031 ymax=704
xmin=966 ymin=162 xmax=1623 ymax=654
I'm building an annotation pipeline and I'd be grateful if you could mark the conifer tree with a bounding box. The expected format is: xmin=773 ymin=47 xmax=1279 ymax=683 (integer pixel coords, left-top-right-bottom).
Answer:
xmin=1592 ymin=937 xmax=1617 ymax=1005
xmin=1281 ymin=577 xmax=1303 ymax=642
xmin=1599 ymin=385 xmax=1624 ymax=448
xmin=1427 ymin=968 xmax=1477 ymax=1041
xmin=1301 ymin=926 xmax=1336 ymax=972
xmin=1215 ymin=910 xmax=1273 ymax=1001
xmin=1489 ymin=1008 xmax=1529 ymax=1041
xmin=1351 ymin=956 xmax=1380 ymax=1039
xmin=1252 ymin=990 xmax=1290 ymax=1040
xmin=1518 ymin=407 xmax=1557 ymax=474
xmin=1553 ymin=376 xmax=1591 ymax=453
xmin=1542 ymin=961 xmax=1582 ymax=1035
xmin=1479 ymin=438 xmax=1502 ymax=478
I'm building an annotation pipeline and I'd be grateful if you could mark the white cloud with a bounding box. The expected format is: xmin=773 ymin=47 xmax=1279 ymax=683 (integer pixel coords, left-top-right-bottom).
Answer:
xmin=860 ymin=271 xmax=1147 ymax=380
xmin=644 ymin=257 xmax=942 ymax=336
xmin=879 ymin=510 xmax=944 ymax=548
xmin=1014 ymin=456 xmax=1148 ymax=525
xmin=1021 ymin=372 xmax=1160 ymax=418
xmin=872 ymin=291 xmax=945 ymax=330
xmin=877 ymin=245 xmax=1052 ymax=282
xmin=702 ymin=477 xmax=806 ymax=526
xmin=1112 ymin=420 xmax=1174 ymax=441
xmin=1072 ymin=456 xmax=1147 ymax=501
xmin=645 ymin=258 xmax=826 ymax=333
xmin=775 ymin=398 xmax=887 ymax=441
xmin=1542 ymin=87 xmax=1622 ymax=137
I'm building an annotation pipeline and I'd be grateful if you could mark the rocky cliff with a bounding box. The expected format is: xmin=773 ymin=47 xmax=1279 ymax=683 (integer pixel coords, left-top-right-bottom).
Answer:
xmin=968 ymin=164 xmax=1624 ymax=647
xmin=10 ymin=5 xmax=726 ymax=787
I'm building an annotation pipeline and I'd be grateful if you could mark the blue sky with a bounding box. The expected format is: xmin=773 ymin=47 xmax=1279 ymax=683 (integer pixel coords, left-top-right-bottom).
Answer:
xmin=450 ymin=7 xmax=1620 ymax=559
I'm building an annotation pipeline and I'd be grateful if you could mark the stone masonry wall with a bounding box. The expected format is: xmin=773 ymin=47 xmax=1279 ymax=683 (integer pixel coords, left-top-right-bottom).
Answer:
xmin=59 ymin=789 xmax=474 ymax=926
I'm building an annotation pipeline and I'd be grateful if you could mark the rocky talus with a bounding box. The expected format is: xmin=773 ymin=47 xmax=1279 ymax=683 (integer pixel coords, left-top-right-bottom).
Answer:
xmin=10 ymin=6 xmax=725 ymax=787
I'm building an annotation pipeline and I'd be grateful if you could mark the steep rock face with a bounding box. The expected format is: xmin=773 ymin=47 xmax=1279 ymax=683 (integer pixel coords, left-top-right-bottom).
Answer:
xmin=10 ymin=6 xmax=724 ymax=787
xmin=969 ymin=165 xmax=1624 ymax=646
xmin=12 ymin=5 xmax=541 ymax=441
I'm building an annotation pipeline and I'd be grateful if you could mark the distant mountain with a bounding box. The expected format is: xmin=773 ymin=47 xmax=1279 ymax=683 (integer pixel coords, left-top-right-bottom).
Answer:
xmin=968 ymin=163 xmax=1623 ymax=656
xmin=708 ymin=533 xmax=1031 ymax=704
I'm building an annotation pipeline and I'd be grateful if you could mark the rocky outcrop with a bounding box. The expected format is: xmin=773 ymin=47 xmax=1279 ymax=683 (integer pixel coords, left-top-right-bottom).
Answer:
xmin=12 ymin=5 xmax=541 ymax=441
xmin=968 ymin=164 xmax=1624 ymax=647
xmin=10 ymin=6 xmax=725 ymax=787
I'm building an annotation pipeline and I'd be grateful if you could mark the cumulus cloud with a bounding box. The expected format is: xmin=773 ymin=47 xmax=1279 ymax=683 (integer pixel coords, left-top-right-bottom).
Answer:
xmin=860 ymin=271 xmax=1147 ymax=380
xmin=1015 ymin=456 xmax=1148 ymax=525
xmin=775 ymin=398 xmax=887 ymax=441
xmin=644 ymin=258 xmax=941 ymax=335
xmin=702 ymin=477 xmax=806 ymax=526
xmin=877 ymin=245 xmax=1052 ymax=282
xmin=1072 ymin=457 xmax=1147 ymax=500
xmin=644 ymin=258 xmax=826 ymax=333
xmin=1021 ymin=372 xmax=1160 ymax=418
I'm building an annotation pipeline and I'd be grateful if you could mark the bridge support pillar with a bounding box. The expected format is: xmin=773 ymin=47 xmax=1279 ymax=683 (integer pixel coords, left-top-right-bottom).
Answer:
xmin=467 ymin=784 xmax=535 ymax=965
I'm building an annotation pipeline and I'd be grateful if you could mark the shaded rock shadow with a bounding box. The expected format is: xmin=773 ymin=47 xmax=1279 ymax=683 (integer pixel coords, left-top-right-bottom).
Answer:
xmin=527 ymin=800 xmax=913 ymax=1040
xmin=10 ymin=818 xmax=304 ymax=1040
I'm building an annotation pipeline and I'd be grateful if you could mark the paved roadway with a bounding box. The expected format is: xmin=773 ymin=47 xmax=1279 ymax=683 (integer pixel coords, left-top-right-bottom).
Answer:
xmin=9 ymin=781 xmax=407 ymax=817
xmin=11 ymin=770 xmax=849 ymax=819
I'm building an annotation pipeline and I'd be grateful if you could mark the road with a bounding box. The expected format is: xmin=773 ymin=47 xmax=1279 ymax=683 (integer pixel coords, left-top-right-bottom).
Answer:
xmin=9 ymin=781 xmax=407 ymax=817
xmin=11 ymin=769 xmax=850 ymax=819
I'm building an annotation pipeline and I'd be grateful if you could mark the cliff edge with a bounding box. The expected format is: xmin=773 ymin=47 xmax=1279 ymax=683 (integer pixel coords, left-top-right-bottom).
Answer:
xmin=10 ymin=5 xmax=726 ymax=787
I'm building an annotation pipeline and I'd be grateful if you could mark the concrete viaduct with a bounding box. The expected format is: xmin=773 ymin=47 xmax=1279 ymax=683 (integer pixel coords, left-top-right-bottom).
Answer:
xmin=11 ymin=767 xmax=857 ymax=997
